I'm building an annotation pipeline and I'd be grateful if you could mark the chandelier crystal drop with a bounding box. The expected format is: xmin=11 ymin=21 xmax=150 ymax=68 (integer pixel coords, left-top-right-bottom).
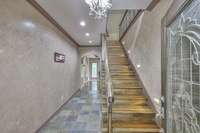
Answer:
xmin=85 ymin=0 xmax=112 ymax=19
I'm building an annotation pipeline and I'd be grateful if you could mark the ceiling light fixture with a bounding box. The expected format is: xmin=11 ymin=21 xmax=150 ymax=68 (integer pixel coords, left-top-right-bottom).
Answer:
xmin=85 ymin=33 xmax=90 ymax=37
xmin=80 ymin=21 xmax=86 ymax=27
xmin=85 ymin=0 xmax=112 ymax=19
xmin=89 ymin=40 xmax=93 ymax=44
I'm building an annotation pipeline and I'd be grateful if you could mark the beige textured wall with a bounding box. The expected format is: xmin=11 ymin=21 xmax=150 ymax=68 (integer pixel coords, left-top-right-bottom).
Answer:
xmin=122 ymin=0 xmax=173 ymax=112
xmin=79 ymin=47 xmax=102 ymax=58
xmin=0 ymin=0 xmax=80 ymax=133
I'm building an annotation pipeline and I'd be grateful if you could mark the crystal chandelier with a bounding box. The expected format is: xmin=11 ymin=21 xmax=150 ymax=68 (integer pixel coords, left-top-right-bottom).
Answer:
xmin=85 ymin=0 xmax=112 ymax=19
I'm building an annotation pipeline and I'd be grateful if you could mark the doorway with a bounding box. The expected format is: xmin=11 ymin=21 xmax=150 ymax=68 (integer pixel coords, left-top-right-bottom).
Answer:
xmin=89 ymin=58 xmax=100 ymax=80
xmin=162 ymin=0 xmax=200 ymax=132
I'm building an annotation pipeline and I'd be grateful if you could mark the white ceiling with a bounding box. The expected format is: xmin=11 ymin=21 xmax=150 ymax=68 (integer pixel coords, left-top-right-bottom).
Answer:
xmin=112 ymin=0 xmax=153 ymax=10
xmin=36 ymin=0 xmax=153 ymax=46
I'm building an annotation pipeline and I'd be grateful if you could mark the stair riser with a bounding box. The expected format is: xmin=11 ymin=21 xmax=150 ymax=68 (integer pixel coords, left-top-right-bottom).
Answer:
xmin=102 ymin=111 xmax=155 ymax=119
xmin=108 ymin=49 xmax=124 ymax=52
xmin=108 ymin=46 xmax=122 ymax=49
xmin=101 ymin=90 xmax=142 ymax=95
xmin=102 ymin=100 xmax=147 ymax=106
xmin=107 ymin=43 xmax=121 ymax=46
xmin=108 ymin=56 xmax=127 ymax=59
xmin=111 ymin=75 xmax=136 ymax=78
xmin=108 ymin=54 xmax=126 ymax=57
xmin=108 ymin=54 xmax=127 ymax=57
xmin=113 ymin=85 xmax=141 ymax=89
xmin=109 ymin=62 xmax=129 ymax=65
xmin=111 ymin=73 xmax=136 ymax=76
xmin=101 ymin=96 xmax=147 ymax=101
xmin=102 ymin=130 xmax=160 ymax=133
xmin=110 ymin=66 xmax=130 ymax=69
xmin=110 ymin=66 xmax=130 ymax=70
xmin=107 ymin=46 xmax=122 ymax=48
xmin=112 ymin=80 xmax=138 ymax=84
xmin=114 ymin=91 xmax=142 ymax=95
xmin=102 ymin=114 xmax=155 ymax=123
xmin=104 ymin=79 xmax=141 ymax=83
xmin=110 ymin=66 xmax=132 ymax=72
xmin=110 ymin=70 xmax=133 ymax=73
xmin=112 ymin=129 xmax=160 ymax=133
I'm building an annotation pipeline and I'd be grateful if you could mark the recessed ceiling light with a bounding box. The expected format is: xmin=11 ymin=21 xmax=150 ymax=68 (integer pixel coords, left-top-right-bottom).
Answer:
xmin=80 ymin=21 xmax=86 ymax=27
xmin=85 ymin=33 xmax=90 ymax=37
xmin=89 ymin=40 xmax=92 ymax=44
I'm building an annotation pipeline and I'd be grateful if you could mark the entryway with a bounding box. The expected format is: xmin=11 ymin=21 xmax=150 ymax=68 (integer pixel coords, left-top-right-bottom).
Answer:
xmin=89 ymin=58 xmax=100 ymax=80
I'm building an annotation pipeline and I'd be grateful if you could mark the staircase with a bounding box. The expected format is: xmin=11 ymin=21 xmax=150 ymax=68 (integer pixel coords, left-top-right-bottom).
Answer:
xmin=101 ymin=41 xmax=160 ymax=133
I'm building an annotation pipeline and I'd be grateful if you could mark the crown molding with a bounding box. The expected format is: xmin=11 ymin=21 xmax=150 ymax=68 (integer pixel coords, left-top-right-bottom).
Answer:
xmin=147 ymin=0 xmax=160 ymax=11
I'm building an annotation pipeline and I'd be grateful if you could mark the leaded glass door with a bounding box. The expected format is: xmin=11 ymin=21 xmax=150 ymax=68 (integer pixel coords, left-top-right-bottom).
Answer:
xmin=163 ymin=0 xmax=200 ymax=132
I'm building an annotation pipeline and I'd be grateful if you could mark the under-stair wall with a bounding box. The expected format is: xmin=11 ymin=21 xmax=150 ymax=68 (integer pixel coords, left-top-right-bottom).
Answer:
xmin=120 ymin=0 xmax=174 ymax=112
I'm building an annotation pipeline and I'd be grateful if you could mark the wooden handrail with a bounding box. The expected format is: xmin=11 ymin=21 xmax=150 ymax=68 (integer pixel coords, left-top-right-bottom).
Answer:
xmin=119 ymin=10 xmax=128 ymax=27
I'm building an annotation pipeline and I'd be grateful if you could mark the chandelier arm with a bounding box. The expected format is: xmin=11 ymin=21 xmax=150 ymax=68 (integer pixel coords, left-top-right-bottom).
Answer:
xmin=85 ymin=0 xmax=112 ymax=19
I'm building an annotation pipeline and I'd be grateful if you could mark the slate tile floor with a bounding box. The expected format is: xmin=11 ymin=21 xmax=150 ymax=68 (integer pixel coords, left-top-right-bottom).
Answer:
xmin=39 ymin=81 xmax=102 ymax=133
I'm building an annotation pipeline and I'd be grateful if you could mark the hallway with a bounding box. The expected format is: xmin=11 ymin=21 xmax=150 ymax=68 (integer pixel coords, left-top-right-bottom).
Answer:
xmin=1 ymin=0 xmax=200 ymax=133
xmin=39 ymin=81 xmax=102 ymax=133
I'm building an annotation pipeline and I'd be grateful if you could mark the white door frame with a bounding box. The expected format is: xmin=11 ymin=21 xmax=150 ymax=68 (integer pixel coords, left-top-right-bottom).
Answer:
xmin=89 ymin=58 xmax=100 ymax=80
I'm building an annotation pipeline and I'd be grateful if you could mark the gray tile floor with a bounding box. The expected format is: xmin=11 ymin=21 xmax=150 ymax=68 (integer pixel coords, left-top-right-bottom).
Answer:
xmin=39 ymin=81 xmax=102 ymax=133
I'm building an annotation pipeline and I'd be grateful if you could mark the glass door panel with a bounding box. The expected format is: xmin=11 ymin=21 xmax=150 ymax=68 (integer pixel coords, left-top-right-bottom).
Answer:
xmin=92 ymin=62 xmax=98 ymax=79
xmin=166 ymin=0 xmax=200 ymax=132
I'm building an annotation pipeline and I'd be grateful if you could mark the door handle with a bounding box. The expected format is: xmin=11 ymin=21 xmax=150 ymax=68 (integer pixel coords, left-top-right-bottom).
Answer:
xmin=160 ymin=96 xmax=165 ymax=119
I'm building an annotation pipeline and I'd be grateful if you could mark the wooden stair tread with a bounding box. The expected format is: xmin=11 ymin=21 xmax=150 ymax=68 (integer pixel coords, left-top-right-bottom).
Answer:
xmin=101 ymin=99 xmax=147 ymax=106
xmin=108 ymin=54 xmax=126 ymax=57
xmin=113 ymin=89 xmax=142 ymax=95
xmin=112 ymin=79 xmax=138 ymax=83
xmin=111 ymin=74 xmax=135 ymax=77
xmin=102 ymin=106 xmax=155 ymax=114
xmin=112 ymin=121 xmax=159 ymax=129
xmin=101 ymin=95 xmax=146 ymax=99
xmin=113 ymin=95 xmax=147 ymax=100
xmin=107 ymin=46 xmax=122 ymax=48
xmin=112 ymin=77 xmax=138 ymax=80
xmin=102 ymin=128 xmax=160 ymax=133
xmin=113 ymin=86 xmax=142 ymax=89
xmin=112 ymin=106 xmax=154 ymax=113
xmin=110 ymin=70 xmax=133 ymax=73
xmin=111 ymin=73 xmax=135 ymax=76
xmin=111 ymin=71 xmax=135 ymax=74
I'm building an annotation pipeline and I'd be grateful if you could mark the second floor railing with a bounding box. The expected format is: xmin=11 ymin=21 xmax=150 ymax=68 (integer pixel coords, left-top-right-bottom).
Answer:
xmin=119 ymin=10 xmax=142 ymax=40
